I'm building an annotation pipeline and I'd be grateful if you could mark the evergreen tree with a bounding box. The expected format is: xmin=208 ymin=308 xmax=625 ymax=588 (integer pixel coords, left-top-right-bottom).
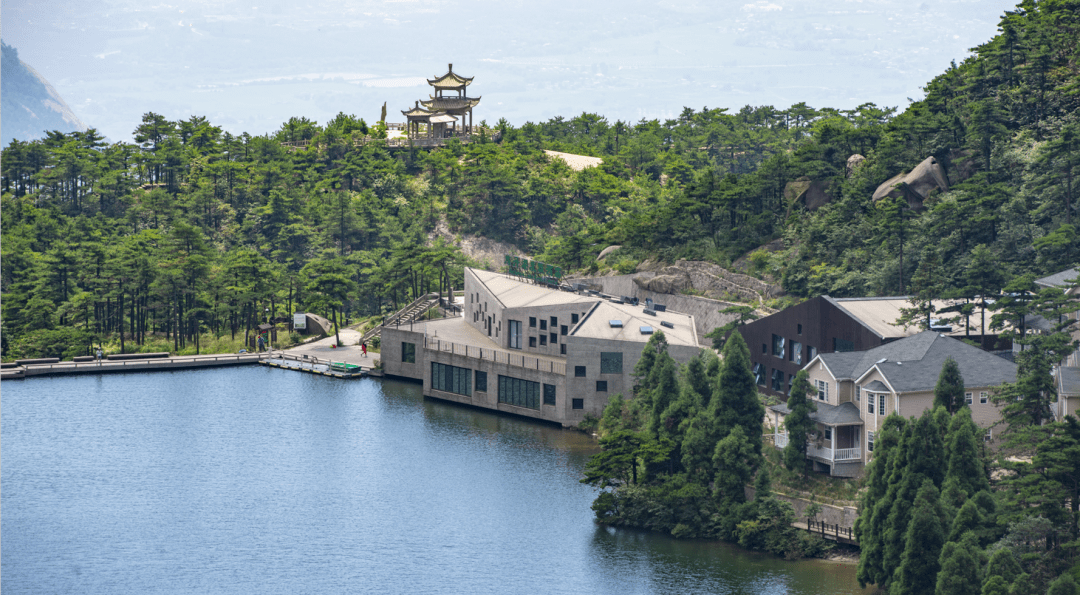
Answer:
xmin=856 ymin=414 xmax=908 ymax=588
xmin=935 ymin=357 xmax=966 ymax=414
xmin=893 ymin=479 xmax=946 ymax=595
xmin=1046 ymin=574 xmax=1079 ymax=595
xmin=712 ymin=331 xmax=764 ymax=456
xmin=712 ymin=426 xmax=756 ymax=504
xmin=783 ymin=369 xmax=817 ymax=472
xmin=936 ymin=532 xmax=982 ymax=595
xmin=945 ymin=407 xmax=991 ymax=498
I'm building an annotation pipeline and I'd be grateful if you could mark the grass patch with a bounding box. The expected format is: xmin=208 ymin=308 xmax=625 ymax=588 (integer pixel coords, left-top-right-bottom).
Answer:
xmin=762 ymin=444 xmax=863 ymax=505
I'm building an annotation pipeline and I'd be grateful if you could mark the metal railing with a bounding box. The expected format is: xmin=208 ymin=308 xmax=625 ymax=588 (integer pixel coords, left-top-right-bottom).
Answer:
xmin=775 ymin=433 xmax=861 ymax=462
xmin=423 ymin=335 xmax=566 ymax=375
xmin=21 ymin=353 xmax=267 ymax=374
xmin=806 ymin=520 xmax=856 ymax=543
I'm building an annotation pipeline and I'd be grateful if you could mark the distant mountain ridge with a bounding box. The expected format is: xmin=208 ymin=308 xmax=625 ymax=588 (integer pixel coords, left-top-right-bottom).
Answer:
xmin=2 ymin=40 xmax=86 ymax=146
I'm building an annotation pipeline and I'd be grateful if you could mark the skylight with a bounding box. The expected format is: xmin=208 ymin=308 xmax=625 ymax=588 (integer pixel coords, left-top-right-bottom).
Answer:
xmin=608 ymin=320 xmax=623 ymax=328
xmin=640 ymin=326 xmax=654 ymax=335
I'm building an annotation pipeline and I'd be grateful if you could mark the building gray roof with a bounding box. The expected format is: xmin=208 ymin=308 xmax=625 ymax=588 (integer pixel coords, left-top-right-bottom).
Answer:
xmin=1058 ymin=366 xmax=1080 ymax=397
xmin=1035 ymin=267 xmax=1079 ymax=288
xmin=863 ymin=380 xmax=889 ymax=393
xmin=818 ymin=330 xmax=1017 ymax=393
xmin=573 ymin=301 xmax=699 ymax=346
xmin=769 ymin=401 xmax=863 ymax=426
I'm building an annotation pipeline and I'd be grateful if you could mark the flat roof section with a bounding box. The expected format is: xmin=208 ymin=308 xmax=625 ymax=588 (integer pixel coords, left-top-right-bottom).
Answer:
xmin=572 ymin=301 xmax=699 ymax=346
xmin=471 ymin=268 xmax=597 ymax=309
xmin=831 ymin=297 xmax=994 ymax=339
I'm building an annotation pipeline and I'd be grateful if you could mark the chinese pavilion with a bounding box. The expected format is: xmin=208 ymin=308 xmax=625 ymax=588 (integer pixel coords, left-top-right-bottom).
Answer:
xmin=401 ymin=64 xmax=481 ymax=141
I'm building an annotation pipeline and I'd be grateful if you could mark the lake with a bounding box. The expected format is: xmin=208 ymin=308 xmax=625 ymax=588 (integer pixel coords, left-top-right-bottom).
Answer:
xmin=2 ymin=367 xmax=862 ymax=594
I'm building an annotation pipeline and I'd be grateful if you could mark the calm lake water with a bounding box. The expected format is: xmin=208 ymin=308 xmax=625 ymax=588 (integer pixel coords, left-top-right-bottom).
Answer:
xmin=2 ymin=367 xmax=862 ymax=594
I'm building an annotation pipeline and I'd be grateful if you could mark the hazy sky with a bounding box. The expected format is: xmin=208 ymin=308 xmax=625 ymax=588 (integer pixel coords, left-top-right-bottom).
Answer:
xmin=3 ymin=0 xmax=1018 ymax=142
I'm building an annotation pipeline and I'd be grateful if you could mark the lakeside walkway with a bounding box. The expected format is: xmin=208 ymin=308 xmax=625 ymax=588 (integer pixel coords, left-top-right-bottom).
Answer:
xmin=2 ymin=352 xmax=267 ymax=379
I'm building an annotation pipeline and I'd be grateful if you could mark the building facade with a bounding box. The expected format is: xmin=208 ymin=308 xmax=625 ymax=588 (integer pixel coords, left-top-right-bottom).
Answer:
xmin=772 ymin=331 xmax=1017 ymax=477
xmin=382 ymin=267 xmax=705 ymax=426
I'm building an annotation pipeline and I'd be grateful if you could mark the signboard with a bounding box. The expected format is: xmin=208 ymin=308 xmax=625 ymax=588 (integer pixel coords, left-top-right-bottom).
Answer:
xmin=505 ymin=255 xmax=562 ymax=286
xmin=293 ymin=313 xmax=307 ymax=330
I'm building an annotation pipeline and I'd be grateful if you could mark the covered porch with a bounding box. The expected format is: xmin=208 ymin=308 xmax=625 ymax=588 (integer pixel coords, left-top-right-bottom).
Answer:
xmin=771 ymin=401 xmax=864 ymax=477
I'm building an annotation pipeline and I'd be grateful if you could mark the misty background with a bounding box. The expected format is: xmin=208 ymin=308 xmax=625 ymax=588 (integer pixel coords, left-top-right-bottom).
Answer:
xmin=3 ymin=0 xmax=1018 ymax=143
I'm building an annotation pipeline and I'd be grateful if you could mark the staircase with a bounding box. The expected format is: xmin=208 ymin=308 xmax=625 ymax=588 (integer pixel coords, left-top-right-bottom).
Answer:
xmin=360 ymin=293 xmax=440 ymax=343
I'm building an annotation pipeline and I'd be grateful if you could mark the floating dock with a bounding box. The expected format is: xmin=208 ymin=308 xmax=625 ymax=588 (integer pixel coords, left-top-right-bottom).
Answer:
xmin=1 ymin=353 xmax=267 ymax=379
xmin=260 ymin=354 xmax=369 ymax=379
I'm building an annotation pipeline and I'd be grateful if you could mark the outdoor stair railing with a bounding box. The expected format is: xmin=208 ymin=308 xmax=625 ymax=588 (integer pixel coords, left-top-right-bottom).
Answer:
xmin=774 ymin=433 xmax=860 ymax=462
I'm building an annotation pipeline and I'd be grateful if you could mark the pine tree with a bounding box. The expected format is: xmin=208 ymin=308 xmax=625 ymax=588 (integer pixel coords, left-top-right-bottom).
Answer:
xmin=936 ymin=532 xmax=982 ymax=595
xmin=945 ymin=407 xmax=991 ymax=498
xmin=783 ymin=369 xmax=817 ymax=472
xmin=893 ymin=479 xmax=946 ymax=595
xmin=1046 ymin=574 xmax=1078 ymax=595
xmin=856 ymin=414 xmax=908 ymax=588
xmin=712 ymin=331 xmax=764 ymax=456
xmin=712 ymin=426 xmax=756 ymax=504
xmin=935 ymin=357 xmax=966 ymax=414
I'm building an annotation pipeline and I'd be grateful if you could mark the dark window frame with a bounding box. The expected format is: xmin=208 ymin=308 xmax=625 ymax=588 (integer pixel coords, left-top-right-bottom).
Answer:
xmin=402 ymin=342 xmax=416 ymax=363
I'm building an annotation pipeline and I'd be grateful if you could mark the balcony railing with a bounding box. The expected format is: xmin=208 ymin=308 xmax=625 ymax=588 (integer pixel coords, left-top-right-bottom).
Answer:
xmin=423 ymin=335 xmax=566 ymax=375
xmin=773 ymin=433 xmax=861 ymax=462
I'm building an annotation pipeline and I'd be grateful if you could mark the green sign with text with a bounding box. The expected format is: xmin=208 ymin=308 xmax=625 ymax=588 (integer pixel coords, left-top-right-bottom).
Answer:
xmin=505 ymin=255 xmax=562 ymax=285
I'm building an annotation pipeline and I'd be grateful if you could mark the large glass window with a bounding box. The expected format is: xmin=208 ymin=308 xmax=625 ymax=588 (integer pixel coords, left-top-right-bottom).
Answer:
xmin=753 ymin=363 xmax=765 ymax=386
xmin=402 ymin=342 xmax=416 ymax=363
xmin=791 ymin=341 xmax=803 ymax=365
xmin=600 ymin=352 xmax=623 ymax=374
xmin=509 ymin=320 xmax=522 ymax=349
xmin=772 ymin=334 xmax=785 ymax=359
xmin=543 ymin=384 xmax=556 ymax=406
xmin=771 ymin=369 xmax=784 ymax=392
xmin=498 ymin=375 xmax=540 ymax=409
xmin=475 ymin=370 xmax=488 ymax=392
xmin=431 ymin=362 xmax=471 ymax=396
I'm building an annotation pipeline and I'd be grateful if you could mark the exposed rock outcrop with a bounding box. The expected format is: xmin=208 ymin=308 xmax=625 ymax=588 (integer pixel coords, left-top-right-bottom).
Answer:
xmin=784 ymin=176 xmax=833 ymax=211
xmin=846 ymin=154 xmax=866 ymax=177
xmin=871 ymin=156 xmax=949 ymax=210
xmin=427 ymin=218 xmax=525 ymax=269
xmin=596 ymin=245 xmax=622 ymax=261
xmin=631 ymin=260 xmax=782 ymax=303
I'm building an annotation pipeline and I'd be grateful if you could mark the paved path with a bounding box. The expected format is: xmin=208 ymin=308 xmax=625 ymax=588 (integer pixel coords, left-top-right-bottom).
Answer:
xmin=282 ymin=329 xmax=378 ymax=369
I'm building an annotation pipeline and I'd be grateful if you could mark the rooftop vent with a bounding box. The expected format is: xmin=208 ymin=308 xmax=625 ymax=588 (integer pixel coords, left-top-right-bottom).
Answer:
xmin=653 ymin=304 xmax=667 ymax=312
xmin=609 ymin=320 xmax=623 ymax=328
xmin=610 ymin=298 xmax=624 ymax=304
xmin=876 ymin=358 xmax=887 ymax=364
xmin=660 ymin=321 xmax=674 ymax=329
xmin=640 ymin=326 xmax=654 ymax=335
xmin=643 ymin=309 xmax=657 ymax=316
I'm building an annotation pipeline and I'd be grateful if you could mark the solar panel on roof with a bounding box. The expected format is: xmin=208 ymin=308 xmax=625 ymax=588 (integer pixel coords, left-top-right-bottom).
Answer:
xmin=608 ymin=320 xmax=623 ymax=328
xmin=660 ymin=321 xmax=674 ymax=329
xmin=640 ymin=326 xmax=654 ymax=335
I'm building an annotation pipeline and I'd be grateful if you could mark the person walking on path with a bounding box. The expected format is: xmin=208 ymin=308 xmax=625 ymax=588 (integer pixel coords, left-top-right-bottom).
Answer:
xmin=361 ymin=342 xmax=368 ymax=357
xmin=95 ymin=347 xmax=103 ymax=363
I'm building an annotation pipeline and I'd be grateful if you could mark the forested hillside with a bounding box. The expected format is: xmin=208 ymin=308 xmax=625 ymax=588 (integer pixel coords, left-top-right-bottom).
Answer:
xmin=2 ymin=0 xmax=1078 ymax=360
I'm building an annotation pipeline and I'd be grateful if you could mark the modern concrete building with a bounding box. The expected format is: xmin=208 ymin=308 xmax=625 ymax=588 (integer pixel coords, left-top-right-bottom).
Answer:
xmin=771 ymin=331 xmax=1017 ymax=477
xmin=381 ymin=267 xmax=706 ymax=426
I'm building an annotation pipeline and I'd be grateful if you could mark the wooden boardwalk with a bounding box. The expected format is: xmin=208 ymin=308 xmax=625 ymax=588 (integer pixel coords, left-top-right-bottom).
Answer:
xmin=2 ymin=353 xmax=267 ymax=379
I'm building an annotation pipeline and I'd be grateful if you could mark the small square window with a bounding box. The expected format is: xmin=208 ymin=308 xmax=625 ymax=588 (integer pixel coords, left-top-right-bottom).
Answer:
xmin=575 ymin=366 xmax=586 ymax=377
xmin=550 ymin=333 xmax=557 ymax=344
xmin=980 ymin=392 xmax=988 ymax=404
xmin=797 ymin=324 xmax=803 ymax=335
xmin=560 ymin=344 xmax=566 ymax=355
xmin=561 ymin=325 xmax=568 ymax=336
xmin=572 ymin=398 xmax=584 ymax=410
xmin=824 ymin=428 xmax=832 ymax=441
xmin=540 ymin=320 xmax=547 ymax=331
xmin=402 ymin=342 xmax=416 ymax=364
xmin=529 ymin=317 xmax=537 ymax=328
xmin=596 ymin=380 xmax=608 ymax=392
xmin=550 ymin=316 xmax=558 ymax=328
xmin=571 ymin=313 xmax=579 ymax=324
xmin=529 ymin=336 xmax=537 ymax=348
xmin=475 ymin=370 xmax=488 ymax=392
xmin=762 ymin=343 xmax=768 ymax=354
xmin=965 ymin=392 xmax=973 ymax=405
xmin=540 ymin=335 xmax=547 ymax=346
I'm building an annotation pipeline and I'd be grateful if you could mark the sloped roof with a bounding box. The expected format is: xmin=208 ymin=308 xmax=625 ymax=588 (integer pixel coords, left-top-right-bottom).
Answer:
xmin=1058 ymin=366 xmax=1080 ymax=397
xmin=421 ymin=96 xmax=481 ymax=111
xmin=428 ymin=64 xmax=474 ymax=89
xmin=401 ymin=101 xmax=437 ymax=117
xmin=769 ymin=401 xmax=862 ymax=425
xmin=817 ymin=330 xmax=1016 ymax=393
xmin=470 ymin=268 xmax=594 ymax=309
xmin=1035 ymin=267 xmax=1079 ymax=288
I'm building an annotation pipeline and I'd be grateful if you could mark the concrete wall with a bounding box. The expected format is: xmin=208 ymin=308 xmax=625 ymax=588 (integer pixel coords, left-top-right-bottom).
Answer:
xmin=571 ymin=273 xmax=740 ymax=340
xmin=505 ymin=303 xmax=594 ymax=359
xmin=744 ymin=486 xmax=859 ymax=529
xmin=466 ymin=268 xmax=507 ymax=346
xmin=564 ymin=335 xmax=703 ymax=423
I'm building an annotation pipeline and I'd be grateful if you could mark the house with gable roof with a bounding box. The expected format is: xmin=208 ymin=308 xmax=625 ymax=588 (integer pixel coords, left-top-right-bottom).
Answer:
xmin=771 ymin=330 xmax=1017 ymax=477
